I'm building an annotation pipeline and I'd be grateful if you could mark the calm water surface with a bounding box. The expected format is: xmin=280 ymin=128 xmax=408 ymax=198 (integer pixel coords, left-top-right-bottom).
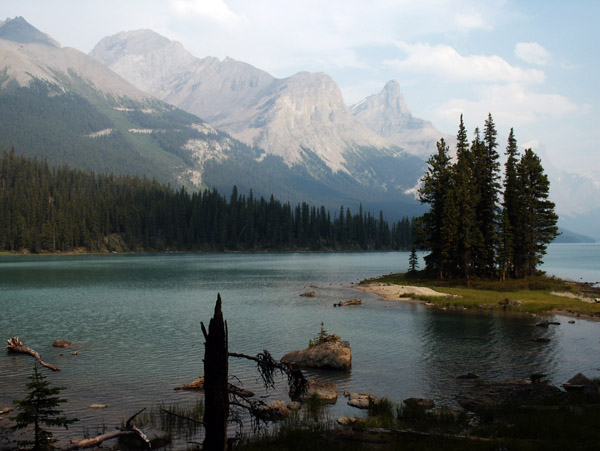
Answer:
xmin=0 ymin=244 xmax=599 ymax=443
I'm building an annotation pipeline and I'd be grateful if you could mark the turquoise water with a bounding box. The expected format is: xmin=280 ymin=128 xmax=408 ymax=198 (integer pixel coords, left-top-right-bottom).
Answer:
xmin=0 ymin=245 xmax=599 ymax=443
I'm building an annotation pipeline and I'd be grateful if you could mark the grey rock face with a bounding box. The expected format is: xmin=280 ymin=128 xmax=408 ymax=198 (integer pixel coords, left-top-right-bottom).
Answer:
xmin=352 ymin=80 xmax=449 ymax=158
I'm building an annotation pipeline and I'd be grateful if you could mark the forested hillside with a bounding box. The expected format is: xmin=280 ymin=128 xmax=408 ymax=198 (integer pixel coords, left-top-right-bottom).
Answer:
xmin=0 ymin=150 xmax=415 ymax=253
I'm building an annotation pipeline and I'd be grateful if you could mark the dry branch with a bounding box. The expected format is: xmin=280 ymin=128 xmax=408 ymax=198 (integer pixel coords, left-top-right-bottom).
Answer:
xmin=66 ymin=408 xmax=150 ymax=449
xmin=6 ymin=337 xmax=60 ymax=371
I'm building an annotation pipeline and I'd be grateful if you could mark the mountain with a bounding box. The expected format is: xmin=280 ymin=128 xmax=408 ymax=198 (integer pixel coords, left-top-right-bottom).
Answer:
xmin=0 ymin=17 xmax=264 ymax=189
xmin=0 ymin=18 xmax=425 ymax=218
xmin=90 ymin=30 xmax=426 ymax=194
xmin=351 ymin=80 xmax=450 ymax=158
xmin=0 ymin=16 xmax=60 ymax=47
xmin=554 ymin=228 xmax=596 ymax=244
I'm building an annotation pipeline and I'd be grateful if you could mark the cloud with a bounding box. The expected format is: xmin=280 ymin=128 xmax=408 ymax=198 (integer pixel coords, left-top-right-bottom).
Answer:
xmin=434 ymin=83 xmax=578 ymax=126
xmin=170 ymin=0 xmax=246 ymax=25
xmin=454 ymin=12 xmax=491 ymax=32
xmin=385 ymin=42 xmax=545 ymax=84
xmin=515 ymin=42 xmax=552 ymax=66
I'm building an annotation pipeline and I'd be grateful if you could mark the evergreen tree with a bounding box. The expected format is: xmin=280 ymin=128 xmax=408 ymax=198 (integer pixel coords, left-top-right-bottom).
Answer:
xmin=11 ymin=365 xmax=78 ymax=450
xmin=514 ymin=148 xmax=559 ymax=276
xmin=472 ymin=114 xmax=501 ymax=277
xmin=453 ymin=115 xmax=479 ymax=285
xmin=500 ymin=128 xmax=520 ymax=279
xmin=418 ymin=137 xmax=453 ymax=278
xmin=408 ymin=245 xmax=419 ymax=273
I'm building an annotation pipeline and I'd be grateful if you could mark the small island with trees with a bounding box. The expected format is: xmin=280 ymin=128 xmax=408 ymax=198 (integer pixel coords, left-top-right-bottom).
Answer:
xmin=361 ymin=115 xmax=600 ymax=317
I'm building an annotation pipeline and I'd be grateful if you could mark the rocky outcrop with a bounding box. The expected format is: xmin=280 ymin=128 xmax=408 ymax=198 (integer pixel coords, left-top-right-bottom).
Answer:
xmin=281 ymin=334 xmax=351 ymax=370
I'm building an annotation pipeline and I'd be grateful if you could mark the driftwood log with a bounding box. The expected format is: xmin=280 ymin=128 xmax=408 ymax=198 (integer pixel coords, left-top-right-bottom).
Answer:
xmin=66 ymin=408 xmax=150 ymax=449
xmin=6 ymin=337 xmax=60 ymax=371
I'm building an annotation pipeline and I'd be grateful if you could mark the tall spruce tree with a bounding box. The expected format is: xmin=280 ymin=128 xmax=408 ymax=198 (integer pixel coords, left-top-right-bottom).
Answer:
xmin=514 ymin=148 xmax=559 ymax=276
xmin=472 ymin=114 xmax=501 ymax=277
xmin=417 ymin=137 xmax=453 ymax=278
xmin=453 ymin=115 xmax=479 ymax=285
xmin=500 ymin=128 xmax=520 ymax=279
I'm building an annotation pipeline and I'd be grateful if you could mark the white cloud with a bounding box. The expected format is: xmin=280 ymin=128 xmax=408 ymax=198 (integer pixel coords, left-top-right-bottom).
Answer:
xmin=515 ymin=42 xmax=552 ymax=66
xmin=434 ymin=83 xmax=578 ymax=127
xmin=454 ymin=12 xmax=491 ymax=32
xmin=385 ymin=42 xmax=546 ymax=84
xmin=170 ymin=0 xmax=246 ymax=25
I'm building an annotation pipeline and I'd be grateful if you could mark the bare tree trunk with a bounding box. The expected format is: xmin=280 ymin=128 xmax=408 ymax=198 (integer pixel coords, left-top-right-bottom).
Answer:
xmin=201 ymin=294 xmax=229 ymax=451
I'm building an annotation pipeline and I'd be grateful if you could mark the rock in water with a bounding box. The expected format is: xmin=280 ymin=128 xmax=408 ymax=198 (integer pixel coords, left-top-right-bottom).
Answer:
xmin=346 ymin=392 xmax=378 ymax=409
xmin=404 ymin=397 xmax=435 ymax=410
xmin=52 ymin=339 xmax=71 ymax=348
xmin=281 ymin=335 xmax=351 ymax=370
xmin=303 ymin=378 xmax=338 ymax=403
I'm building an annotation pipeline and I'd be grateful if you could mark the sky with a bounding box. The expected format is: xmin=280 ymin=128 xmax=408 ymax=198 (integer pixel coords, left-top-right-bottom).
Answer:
xmin=3 ymin=0 xmax=599 ymax=185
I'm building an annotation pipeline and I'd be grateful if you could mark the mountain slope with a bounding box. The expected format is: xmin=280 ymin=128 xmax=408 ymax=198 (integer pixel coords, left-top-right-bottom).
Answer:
xmin=351 ymin=80 xmax=450 ymax=158
xmin=0 ymin=18 xmax=259 ymax=189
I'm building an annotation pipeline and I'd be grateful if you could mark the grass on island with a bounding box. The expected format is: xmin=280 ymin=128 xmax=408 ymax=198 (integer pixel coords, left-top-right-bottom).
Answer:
xmin=361 ymin=272 xmax=600 ymax=316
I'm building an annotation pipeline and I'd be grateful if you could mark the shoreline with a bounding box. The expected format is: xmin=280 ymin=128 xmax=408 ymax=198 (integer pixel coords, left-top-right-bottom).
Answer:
xmin=356 ymin=281 xmax=600 ymax=321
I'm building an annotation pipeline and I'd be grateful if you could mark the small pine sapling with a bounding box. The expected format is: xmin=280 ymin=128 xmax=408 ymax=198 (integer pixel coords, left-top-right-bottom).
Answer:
xmin=11 ymin=364 xmax=78 ymax=450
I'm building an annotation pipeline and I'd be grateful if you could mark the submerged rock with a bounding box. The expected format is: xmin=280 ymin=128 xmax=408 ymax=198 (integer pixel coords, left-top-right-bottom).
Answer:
xmin=457 ymin=380 xmax=565 ymax=413
xmin=52 ymin=339 xmax=71 ymax=348
xmin=404 ymin=397 xmax=435 ymax=410
xmin=300 ymin=291 xmax=318 ymax=297
xmin=337 ymin=416 xmax=357 ymax=425
xmin=303 ymin=378 xmax=338 ymax=403
xmin=281 ymin=334 xmax=351 ymax=370
xmin=257 ymin=400 xmax=289 ymax=420
xmin=346 ymin=392 xmax=378 ymax=409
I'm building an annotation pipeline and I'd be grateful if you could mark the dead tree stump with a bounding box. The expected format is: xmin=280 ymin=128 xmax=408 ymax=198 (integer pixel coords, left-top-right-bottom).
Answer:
xmin=201 ymin=294 xmax=229 ymax=451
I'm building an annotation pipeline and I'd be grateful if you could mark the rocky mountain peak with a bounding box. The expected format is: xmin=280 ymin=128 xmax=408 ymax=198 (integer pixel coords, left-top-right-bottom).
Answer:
xmin=0 ymin=16 xmax=60 ymax=47
xmin=352 ymin=80 xmax=448 ymax=158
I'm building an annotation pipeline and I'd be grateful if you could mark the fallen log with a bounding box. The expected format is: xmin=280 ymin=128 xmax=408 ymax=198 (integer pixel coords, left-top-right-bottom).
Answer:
xmin=66 ymin=408 xmax=150 ymax=449
xmin=334 ymin=299 xmax=362 ymax=307
xmin=6 ymin=337 xmax=60 ymax=371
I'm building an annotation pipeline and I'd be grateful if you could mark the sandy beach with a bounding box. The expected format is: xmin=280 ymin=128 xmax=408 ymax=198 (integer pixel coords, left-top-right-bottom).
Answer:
xmin=355 ymin=283 xmax=451 ymax=301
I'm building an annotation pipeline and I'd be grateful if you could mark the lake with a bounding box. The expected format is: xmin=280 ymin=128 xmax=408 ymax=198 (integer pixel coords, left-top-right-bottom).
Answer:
xmin=1 ymin=244 xmax=599 ymax=443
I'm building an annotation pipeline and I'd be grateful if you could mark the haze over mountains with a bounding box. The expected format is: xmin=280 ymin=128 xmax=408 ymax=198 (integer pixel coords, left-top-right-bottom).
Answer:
xmin=0 ymin=17 xmax=597 ymax=239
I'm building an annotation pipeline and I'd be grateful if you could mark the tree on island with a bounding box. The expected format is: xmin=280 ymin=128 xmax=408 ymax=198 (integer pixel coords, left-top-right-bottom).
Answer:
xmin=408 ymin=245 xmax=419 ymax=273
xmin=417 ymin=114 xmax=558 ymax=280
xmin=11 ymin=365 xmax=78 ymax=450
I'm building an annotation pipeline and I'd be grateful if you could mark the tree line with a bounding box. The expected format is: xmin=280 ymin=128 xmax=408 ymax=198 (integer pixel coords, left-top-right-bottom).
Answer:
xmin=0 ymin=149 xmax=416 ymax=253
xmin=417 ymin=114 xmax=558 ymax=282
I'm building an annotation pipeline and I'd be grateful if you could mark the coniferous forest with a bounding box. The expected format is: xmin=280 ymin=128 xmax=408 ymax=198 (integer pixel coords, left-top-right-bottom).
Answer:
xmin=0 ymin=149 xmax=416 ymax=253
xmin=417 ymin=114 xmax=559 ymax=282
